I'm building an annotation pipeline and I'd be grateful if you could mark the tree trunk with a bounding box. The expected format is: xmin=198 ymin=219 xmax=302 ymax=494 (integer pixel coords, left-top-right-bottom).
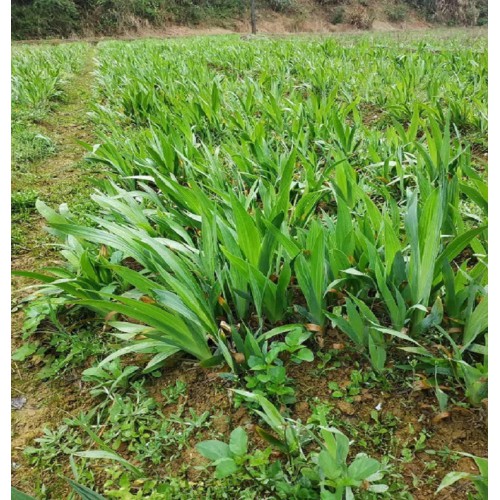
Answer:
xmin=250 ymin=0 xmax=257 ymax=34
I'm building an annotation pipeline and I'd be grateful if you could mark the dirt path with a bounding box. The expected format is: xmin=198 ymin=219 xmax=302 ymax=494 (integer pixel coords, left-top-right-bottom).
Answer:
xmin=11 ymin=45 xmax=99 ymax=494
xmin=12 ymin=46 xmax=96 ymax=279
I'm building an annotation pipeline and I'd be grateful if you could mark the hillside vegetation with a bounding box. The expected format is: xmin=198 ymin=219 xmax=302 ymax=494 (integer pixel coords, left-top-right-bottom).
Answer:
xmin=12 ymin=0 xmax=487 ymax=39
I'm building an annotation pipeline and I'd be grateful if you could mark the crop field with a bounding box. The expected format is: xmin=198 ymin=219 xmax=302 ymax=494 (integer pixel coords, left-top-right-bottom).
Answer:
xmin=11 ymin=30 xmax=487 ymax=499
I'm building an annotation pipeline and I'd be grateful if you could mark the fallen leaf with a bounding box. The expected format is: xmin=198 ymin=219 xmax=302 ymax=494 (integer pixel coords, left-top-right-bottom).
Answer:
xmin=432 ymin=411 xmax=450 ymax=424
xmin=104 ymin=311 xmax=119 ymax=322
xmin=99 ymin=245 xmax=109 ymax=258
xmin=315 ymin=334 xmax=325 ymax=349
xmin=306 ymin=323 xmax=324 ymax=333
xmin=219 ymin=321 xmax=231 ymax=333
xmin=413 ymin=378 xmax=432 ymax=391
xmin=419 ymin=403 xmax=434 ymax=410
xmin=125 ymin=316 xmax=142 ymax=324
xmin=231 ymin=352 xmax=245 ymax=364
xmin=450 ymin=406 xmax=474 ymax=416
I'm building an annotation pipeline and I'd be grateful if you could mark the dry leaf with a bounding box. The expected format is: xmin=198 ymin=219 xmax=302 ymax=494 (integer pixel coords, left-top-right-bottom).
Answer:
xmin=419 ymin=403 xmax=434 ymax=410
xmin=125 ymin=316 xmax=142 ymax=324
xmin=231 ymin=352 xmax=246 ymax=364
xmin=306 ymin=323 xmax=324 ymax=333
xmin=99 ymin=245 xmax=109 ymax=258
xmin=413 ymin=377 xmax=432 ymax=391
xmin=220 ymin=321 xmax=232 ymax=333
xmin=432 ymin=411 xmax=450 ymax=424
xmin=104 ymin=311 xmax=119 ymax=322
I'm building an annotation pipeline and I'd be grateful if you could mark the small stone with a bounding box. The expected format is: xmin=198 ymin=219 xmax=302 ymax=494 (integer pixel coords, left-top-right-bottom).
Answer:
xmin=11 ymin=397 xmax=27 ymax=410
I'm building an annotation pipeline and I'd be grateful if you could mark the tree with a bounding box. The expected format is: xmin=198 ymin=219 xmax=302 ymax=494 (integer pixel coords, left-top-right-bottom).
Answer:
xmin=250 ymin=0 xmax=257 ymax=34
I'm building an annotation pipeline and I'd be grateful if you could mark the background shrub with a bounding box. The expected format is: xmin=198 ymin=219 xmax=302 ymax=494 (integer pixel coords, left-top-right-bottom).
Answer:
xmin=386 ymin=3 xmax=408 ymax=22
xmin=344 ymin=3 xmax=374 ymax=29
xmin=268 ymin=0 xmax=297 ymax=13
xmin=11 ymin=0 xmax=488 ymax=39
xmin=330 ymin=5 xmax=345 ymax=23
xmin=476 ymin=0 xmax=487 ymax=25
xmin=12 ymin=0 xmax=80 ymax=39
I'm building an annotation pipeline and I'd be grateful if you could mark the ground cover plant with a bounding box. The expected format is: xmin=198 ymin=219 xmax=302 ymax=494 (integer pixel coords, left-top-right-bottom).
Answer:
xmin=12 ymin=30 xmax=487 ymax=499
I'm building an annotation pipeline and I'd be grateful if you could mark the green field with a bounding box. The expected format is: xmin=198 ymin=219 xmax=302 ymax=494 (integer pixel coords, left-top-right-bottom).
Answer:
xmin=12 ymin=31 xmax=487 ymax=499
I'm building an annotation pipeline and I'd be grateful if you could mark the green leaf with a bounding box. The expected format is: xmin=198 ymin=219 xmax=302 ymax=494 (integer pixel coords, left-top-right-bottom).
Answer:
xmin=12 ymin=342 xmax=38 ymax=361
xmin=436 ymin=471 xmax=472 ymax=493
xmin=78 ymin=296 xmax=212 ymax=361
xmin=66 ymin=479 xmax=106 ymax=500
xmin=463 ymin=295 xmax=487 ymax=350
xmin=367 ymin=484 xmax=389 ymax=493
xmin=293 ymin=348 xmax=314 ymax=363
xmin=348 ymin=454 xmax=381 ymax=481
xmin=254 ymin=426 xmax=287 ymax=453
xmin=230 ymin=193 xmax=261 ymax=267
xmin=229 ymin=427 xmax=248 ymax=456
xmin=433 ymin=226 xmax=486 ymax=283
xmin=11 ymin=487 xmax=36 ymax=500
xmin=261 ymin=324 xmax=304 ymax=341
xmin=97 ymin=340 xmax=178 ymax=368
xmin=318 ymin=449 xmax=341 ymax=480
xmin=196 ymin=440 xmax=231 ymax=461
xmin=417 ymin=188 xmax=443 ymax=306
xmin=74 ymin=450 xmax=142 ymax=476
xmin=215 ymin=457 xmax=238 ymax=478
xmin=368 ymin=333 xmax=386 ymax=372
xmin=373 ymin=326 xmax=423 ymax=347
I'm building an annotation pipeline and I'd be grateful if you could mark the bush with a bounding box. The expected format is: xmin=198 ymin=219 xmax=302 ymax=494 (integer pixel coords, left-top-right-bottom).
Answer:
xmin=330 ymin=5 xmax=345 ymax=24
xmin=344 ymin=4 xmax=373 ymax=29
xmin=403 ymin=0 xmax=486 ymax=25
xmin=476 ymin=0 xmax=487 ymax=25
xmin=434 ymin=0 xmax=479 ymax=26
xmin=268 ymin=0 xmax=296 ymax=13
xmin=403 ymin=0 xmax=436 ymax=19
xmin=163 ymin=0 xmax=244 ymax=26
xmin=12 ymin=0 xmax=80 ymax=39
xmin=386 ymin=3 xmax=408 ymax=22
xmin=12 ymin=0 xmax=245 ymax=37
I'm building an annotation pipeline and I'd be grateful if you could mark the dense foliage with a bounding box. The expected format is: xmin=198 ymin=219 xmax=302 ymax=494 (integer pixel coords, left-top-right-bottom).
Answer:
xmin=11 ymin=0 xmax=488 ymax=39
xmin=16 ymin=32 xmax=488 ymax=404
xmin=12 ymin=0 xmax=245 ymax=39
xmin=12 ymin=33 xmax=487 ymax=498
